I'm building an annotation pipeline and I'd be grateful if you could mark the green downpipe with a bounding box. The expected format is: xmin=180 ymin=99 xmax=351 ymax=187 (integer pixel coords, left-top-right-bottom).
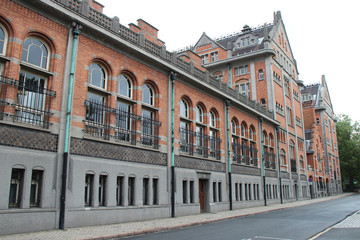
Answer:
xmin=59 ymin=23 xmax=81 ymax=230
xmin=226 ymin=100 xmax=232 ymax=210
xmin=259 ymin=118 xmax=267 ymax=206
xmin=170 ymin=72 xmax=176 ymax=217
xmin=276 ymin=127 xmax=283 ymax=204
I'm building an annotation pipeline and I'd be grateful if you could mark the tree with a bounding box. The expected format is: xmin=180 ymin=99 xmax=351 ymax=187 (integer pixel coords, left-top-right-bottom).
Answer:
xmin=336 ymin=114 xmax=360 ymax=191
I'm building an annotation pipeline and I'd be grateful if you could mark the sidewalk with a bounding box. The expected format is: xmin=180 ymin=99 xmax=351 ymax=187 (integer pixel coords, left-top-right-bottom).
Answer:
xmin=0 ymin=193 xmax=354 ymax=240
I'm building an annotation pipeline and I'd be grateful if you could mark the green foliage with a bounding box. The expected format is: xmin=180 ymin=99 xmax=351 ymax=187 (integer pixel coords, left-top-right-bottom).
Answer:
xmin=336 ymin=114 xmax=360 ymax=191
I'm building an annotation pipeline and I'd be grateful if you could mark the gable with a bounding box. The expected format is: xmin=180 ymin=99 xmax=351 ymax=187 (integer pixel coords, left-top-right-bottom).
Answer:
xmin=193 ymin=33 xmax=225 ymax=54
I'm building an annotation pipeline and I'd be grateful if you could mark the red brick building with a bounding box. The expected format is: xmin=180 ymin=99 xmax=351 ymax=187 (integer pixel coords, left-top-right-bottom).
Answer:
xmin=0 ymin=0 xmax=341 ymax=235
xmin=301 ymin=76 xmax=342 ymax=197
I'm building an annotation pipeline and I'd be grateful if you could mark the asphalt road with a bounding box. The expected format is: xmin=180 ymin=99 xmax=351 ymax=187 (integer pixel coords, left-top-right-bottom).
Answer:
xmin=119 ymin=194 xmax=360 ymax=240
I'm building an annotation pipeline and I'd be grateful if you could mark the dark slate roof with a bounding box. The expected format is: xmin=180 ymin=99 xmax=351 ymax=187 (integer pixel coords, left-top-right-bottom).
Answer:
xmin=301 ymin=84 xmax=320 ymax=96
xmin=215 ymin=25 xmax=273 ymax=56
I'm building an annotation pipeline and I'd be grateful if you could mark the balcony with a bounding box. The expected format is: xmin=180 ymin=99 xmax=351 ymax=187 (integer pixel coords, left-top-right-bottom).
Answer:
xmin=84 ymin=100 xmax=161 ymax=149
xmin=232 ymin=143 xmax=258 ymax=166
xmin=264 ymin=151 xmax=276 ymax=169
xmin=0 ymin=75 xmax=56 ymax=129
xmin=179 ymin=128 xmax=221 ymax=160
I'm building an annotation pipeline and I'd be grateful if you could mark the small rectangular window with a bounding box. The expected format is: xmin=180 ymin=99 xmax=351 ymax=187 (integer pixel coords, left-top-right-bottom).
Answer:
xmin=30 ymin=170 xmax=43 ymax=207
xmin=128 ymin=177 xmax=135 ymax=206
xmin=9 ymin=169 xmax=24 ymax=208
xmin=253 ymin=184 xmax=256 ymax=200
xmin=189 ymin=180 xmax=194 ymax=203
xmin=245 ymin=183 xmax=248 ymax=200
xmin=143 ymin=178 xmax=149 ymax=205
xmin=248 ymin=184 xmax=252 ymax=200
xmin=116 ymin=176 xmax=124 ymax=206
xmin=182 ymin=180 xmax=187 ymax=204
xmin=235 ymin=183 xmax=239 ymax=201
xmin=85 ymin=174 xmax=94 ymax=207
xmin=99 ymin=175 xmax=107 ymax=206
xmin=240 ymin=183 xmax=243 ymax=201
xmin=213 ymin=182 xmax=217 ymax=202
xmin=152 ymin=178 xmax=158 ymax=205
xmin=218 ymin=182 xmax=222 ymax=202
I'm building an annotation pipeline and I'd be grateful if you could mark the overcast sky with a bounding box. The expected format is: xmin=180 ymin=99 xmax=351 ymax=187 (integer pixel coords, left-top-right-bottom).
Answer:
xmin=99 ymin=0 xmax=360 ymax=122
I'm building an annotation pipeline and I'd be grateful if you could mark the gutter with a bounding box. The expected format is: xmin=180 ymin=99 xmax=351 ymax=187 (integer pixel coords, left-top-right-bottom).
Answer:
xmin=59 ymin=22 xmax=82 ymax=230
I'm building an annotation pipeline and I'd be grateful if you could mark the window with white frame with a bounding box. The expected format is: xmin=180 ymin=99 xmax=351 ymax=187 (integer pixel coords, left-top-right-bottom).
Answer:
xmin=238 ymin=82 xmax=250 ymax=98
xmin=85 ymin=63 xmax=108 ymax=136
xmin=209 ymin=110 xmax=219 ymax=159
xmin=116 ymin=74 xmax=134 ymax=142
xmin=0 ymin=23 xmax=8 ymax=55
xmin=141 ymin=84 xmax=155 ymax=146
xmin=210 ymin=52 xmax=218 ymax=62
xmin=180 ymin=99 xmax=191 ymax=153
xmin=201 ymin=55 xmax=208 ymax=64
xmin=17 ymin=37 xmax=51 ymax=126
xmin=258 ymin=69 xmax=264 ymax=80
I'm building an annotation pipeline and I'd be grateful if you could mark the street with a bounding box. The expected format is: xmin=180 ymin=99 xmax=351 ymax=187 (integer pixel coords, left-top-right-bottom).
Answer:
xmin=119 ymin=194 xmax=360 ymax=240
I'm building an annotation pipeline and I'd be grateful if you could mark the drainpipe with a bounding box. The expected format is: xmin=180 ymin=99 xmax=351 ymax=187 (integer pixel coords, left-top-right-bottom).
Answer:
xmin=59 ymin=22 xmax=82 ymax=230
xmin=259 ymin=117 xmax=267 ymax=206
xmin=276 ymin=127 xmax=283 ymax=204
xmin=170 ymin=72 xmax=176 ymax=218
xmin=226 ymin=100 xmax=232 ymax=210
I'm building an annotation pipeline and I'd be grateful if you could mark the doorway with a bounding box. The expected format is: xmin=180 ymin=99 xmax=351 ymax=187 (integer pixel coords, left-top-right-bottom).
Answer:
xmin=199 ymin=179 xmax=208 ymax=213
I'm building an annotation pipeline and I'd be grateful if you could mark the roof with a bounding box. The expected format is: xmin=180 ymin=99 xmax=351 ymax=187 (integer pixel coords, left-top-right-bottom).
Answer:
xmin=301 ymin=84 xmax=320 ymax=96
xmin=215 ymin=24 xmax=273 ymax=56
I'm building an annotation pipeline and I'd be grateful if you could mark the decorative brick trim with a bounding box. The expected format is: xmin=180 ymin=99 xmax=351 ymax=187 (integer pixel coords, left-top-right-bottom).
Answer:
xmin=232 ymin=164 xmax=261 ymax=176
xmin=0 ymin=124 xmax=58 ymax=152
xmin=70 ymin=137 xmax=167 ymax=166
xmin=175 ymin=155 xmax=225 ymax=172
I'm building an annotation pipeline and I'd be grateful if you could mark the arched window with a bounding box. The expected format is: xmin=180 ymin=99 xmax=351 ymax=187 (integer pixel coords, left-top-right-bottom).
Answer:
xmin=180 ymin=99 xmax=188 ymax=118
xmin=260 ymin=98 xmax=266 ymax=108
xmin=299 ymin=155 xmax=304 ymax=169
xmin=241 ymin=123 xmax=246 ymax=138
xmin=209 ymin=111 xmax=216 ymax=128
xmin=231 ymin=120 xmax=237 ymax=135
xmin=88 ymin=63 xmax=106 ymax=89
xmin=209 ymin=110 xmax=219 ymax=159
xmin=196 ymin=105 xmax=203 ymax=123
xmin=258 ymin=69 xmax=264 ymax=80
xmin=0 ymin=24 xmax=8 ymax=55
xmin=141 ymin=83 xmax=157 ymax=146
xmin=116 ymin=74 xmax=134 ymax=142
xmin=249 ymin=126 xmax=256 ymax=141
xmin=249 ymin=125 xmax=257 ymax=165
xmin=22 ymin=37 xmax=49 ymax=69
xmin=280 ymin=149 xmax=286 ymax=165
xmin=142 ymin=84 xmax=153 ymax=105
xmin=117 ymin=74 xmax=132 ymax=98
xmin=85 ymin=62 xmax=109 ymax=137
xmin=180 ymin=98 xmax=190 ymax=153
xmin=17 ymin=37 xmax=51 ymax=126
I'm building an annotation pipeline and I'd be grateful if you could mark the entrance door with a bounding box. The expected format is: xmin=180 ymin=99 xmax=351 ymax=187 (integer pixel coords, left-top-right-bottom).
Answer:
xmin=199 ymin=179 xmax=206 ymax=213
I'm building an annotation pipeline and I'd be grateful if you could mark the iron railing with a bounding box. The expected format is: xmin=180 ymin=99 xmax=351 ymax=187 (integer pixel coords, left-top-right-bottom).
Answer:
xmin=264 ymin=151 xmax=276 ymax=169
xmin=0 ymin=75 xmax=56 ymax=128
xmin=84 ymin=100 xmax=161 ymax=149
xmin=232 ymin=143 xmax=258 ymax=166
xmin=179 ymin=127 xmax=221 ymax=160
